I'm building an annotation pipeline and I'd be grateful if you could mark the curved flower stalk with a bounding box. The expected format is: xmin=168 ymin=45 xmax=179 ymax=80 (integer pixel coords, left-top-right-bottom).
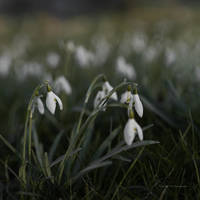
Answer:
xmin=46 ymin=90 xmax=63 ymax=115
xmin=54 ymin=76 xmax=72 ymax=95
xmin=124 ymin=110 xmax=143 ymax=145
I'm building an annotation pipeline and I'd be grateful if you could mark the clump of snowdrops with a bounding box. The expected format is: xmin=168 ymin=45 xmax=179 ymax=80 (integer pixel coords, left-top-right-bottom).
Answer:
xmin=0 ymin=74 xmax=158 ymax=199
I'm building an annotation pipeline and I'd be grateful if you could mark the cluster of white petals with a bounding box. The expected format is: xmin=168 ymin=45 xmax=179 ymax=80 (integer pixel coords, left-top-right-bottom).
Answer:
xmin=54 ymin=76 xmax=72 ymax=95
xmin=102 ymin=81 xmax=118 ymax=101
xmin=46 ymin=91 xmax=63 ymax=115
xmin=121 ymin=91 xmax=143 ymax=118
xmin=93 ymin=81 xmax=118 ymax=110
xmin=32 ymin=88 xmax=63 ymax=116
xmin=93 ymin=90 xmax=106 ymax=110
xmin=124 ymin=118 xmax=143 ymax=145
xmin=116 ymin=56 xmax=136 ymax=80
xmin=46 ymin=52 xmax=60 ymax=69
xmin=121 ymin=87 xmax=144 ymax=145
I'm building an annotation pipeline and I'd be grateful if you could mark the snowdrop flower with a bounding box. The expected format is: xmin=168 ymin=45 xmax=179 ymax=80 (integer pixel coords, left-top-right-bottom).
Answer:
xmin=92 ymin=37 xmax=110 ymax=66
xmin=36 ymin=97 xmax=45 ymax=114
xmin=46 ymin=52 xmax=60 ymax=69
xmin=0 ymin=52 xmax=12 ymax=76
xmin=46 ymin=89 xmax=63 ymax=115
xmin=54 ymin=76 xmax=72 ymax=95
xmin=124 ymin=112 xmax=143 ymax=145
xmin=116 ymin=56 xmax=136 ymax=80
xmin=133 ymin=92 xmax=143 ymax=118
xmin=67 ymin=41 xmax=76 ymax=52
xmin=131 ymin=32 xmax=147 ymax=53
xmin=120 ymin=85 xmax=133 ymax=104
xmin=121 ymin=86 xmax=143 ymax=118
xmin=143 ymin=46 xmax=157 ymax=63
xmin=165 ymin=47 xmax=176 ymax=66
xmin=93 ymin=90 xmax=106 ymax=110
xmin=75 ymin=46 xmax=95 ymax=68
xmin=102 ymin=81 xmax=118 ymax=101
xmin=15 ymin=62 xmax=43 ymax=81
xmin=31 ymin=95 xmax=45 ymax=115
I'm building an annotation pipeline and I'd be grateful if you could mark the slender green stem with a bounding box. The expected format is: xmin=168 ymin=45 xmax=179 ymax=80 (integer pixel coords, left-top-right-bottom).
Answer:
xmin=21 ymin=83 xmax=47 ymax=185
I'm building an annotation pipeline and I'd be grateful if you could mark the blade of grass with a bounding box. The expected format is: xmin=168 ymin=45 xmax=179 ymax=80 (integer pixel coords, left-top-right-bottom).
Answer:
xmin=111 ymin=147 xmax=145 ymax=200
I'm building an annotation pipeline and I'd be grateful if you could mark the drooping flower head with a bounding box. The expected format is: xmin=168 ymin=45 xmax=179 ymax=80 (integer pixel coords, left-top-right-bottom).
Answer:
xmin=31 ymin=91 xmax=44 ymax=115
xmin=123 ymin=110 xmax=143 ymax=146
xmin=102 ymin=81 xmax=118 ymax=101
xmin=46 ymin=85 xmax=63 ymax=115
xmin=120 ymin=85 xmax=133 ymax=104
xmin=93 ymin=90 xmax=106 ymax=110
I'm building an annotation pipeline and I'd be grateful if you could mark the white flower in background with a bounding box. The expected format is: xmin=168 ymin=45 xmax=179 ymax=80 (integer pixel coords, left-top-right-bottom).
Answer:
xmin=15 ymin=62 xmax=43 ymax=81
xmin=143 ymin=46 xmax=157 ymax=63
xmin=102 ymin=81 xmax=118 ymax=101
xmin=12 ymin=35 xmax=30 ymax=59
xmin=124 ymin=118 xmax=143 ymax=146
xmin=195 ymin=67 xmax=200 ymax=81
xmin=165 ymin=47 xmax=176 ymax=66
xmin=131 ymin=32 xmax=147 ymax=53
xmin=67 ymin=41 xmax=76 ymax=52
xmin=0 ymin=52 xmax=12 ymax=76
xmin=54 ymin=76 xmax=72 ymax=95
xmin=116 ymin=56 xmax=136 ymax=80
xmin=92 ymin=37 xmax=110 ymax=66
xmin=133 ymin=93 xmax=143 ymax=118
xmin=46 ymin=52 xmax=60 ymax=69
xmin=46 ymin=91 xmax=63 ymax=114
xmin=94 ymin=90 xmax=106 ymax=110
xmin=75 ymin=46 xmax=95 ymax=68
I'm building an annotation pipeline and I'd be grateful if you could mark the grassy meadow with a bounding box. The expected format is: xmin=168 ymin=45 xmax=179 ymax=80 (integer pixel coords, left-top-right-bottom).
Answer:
xmin=1 ymin=6 xmax=200 ymax=199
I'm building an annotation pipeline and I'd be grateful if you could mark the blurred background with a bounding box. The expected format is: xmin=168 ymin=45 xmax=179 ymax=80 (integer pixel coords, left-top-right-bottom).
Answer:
xmin=1 ymin=0 xmax=200 ymax=146
xmin=1 ymin=1 xmax=200 ymax=198
xmin=0 ymin=0 xmax=200 ymax=17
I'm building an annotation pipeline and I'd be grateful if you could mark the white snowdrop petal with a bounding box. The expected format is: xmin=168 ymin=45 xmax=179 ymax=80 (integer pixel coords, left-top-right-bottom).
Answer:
xmin=134 ymin=121 xmax=143 ymax=141
xmin=120 ymin=91 xmax=133 ymax=104
xmin=124 ymin=119 xmax=136 ymax=145
xmin=94 ymin=90 xmax=106 ymax=110
xmin=54 ymin=94 xmax=63 ymax=111
xmin=133 ymin=94 xmax=143 ymax=118
xmin=120 ymin=92 xmax=128 ymax=103
xmin=103 ymin=81 xmax=118 ymax=101
xmin=111 ymin=92 xmax=118 ymax=101
xmin=46 ymin=91 xmax=56 ymax=114
xmin=37 ymin=97 xmax=44 ymax=114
